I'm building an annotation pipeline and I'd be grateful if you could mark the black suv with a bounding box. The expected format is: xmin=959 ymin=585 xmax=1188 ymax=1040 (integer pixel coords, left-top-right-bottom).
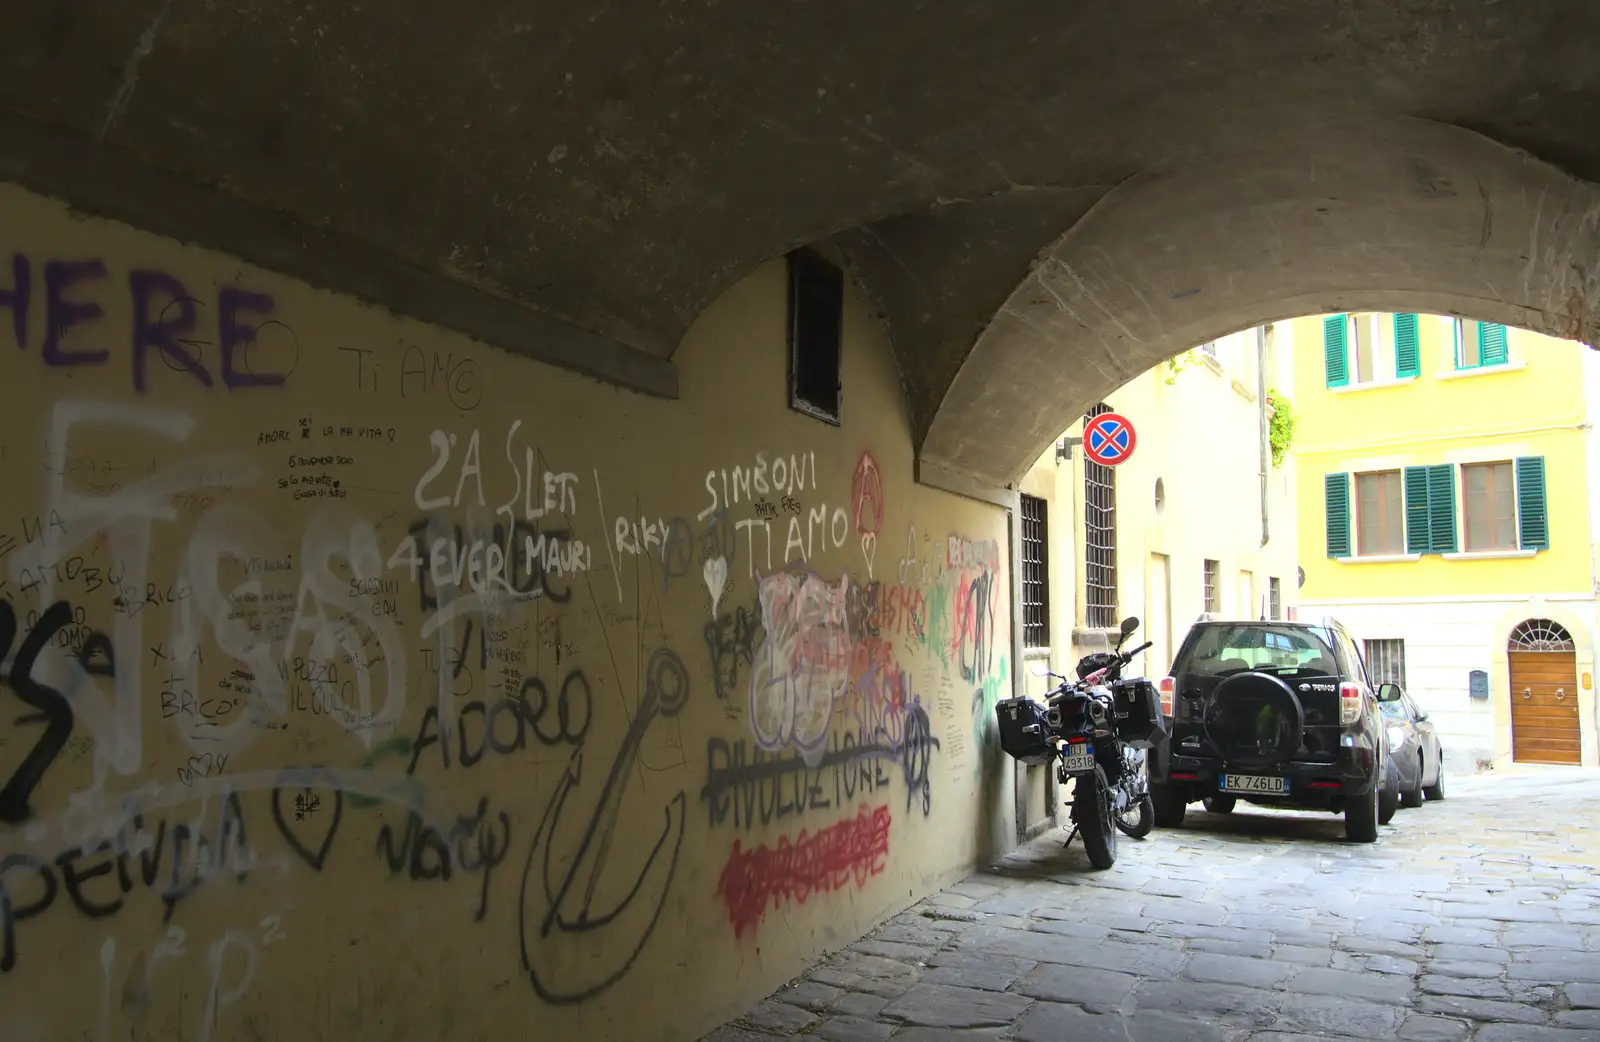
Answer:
xmin=1150 ymin=617 xmax=1399 ymax=843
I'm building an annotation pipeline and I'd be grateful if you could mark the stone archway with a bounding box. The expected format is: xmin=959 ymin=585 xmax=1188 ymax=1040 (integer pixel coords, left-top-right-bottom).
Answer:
xmin=910 ymin=119 xmax=1600 ymax=494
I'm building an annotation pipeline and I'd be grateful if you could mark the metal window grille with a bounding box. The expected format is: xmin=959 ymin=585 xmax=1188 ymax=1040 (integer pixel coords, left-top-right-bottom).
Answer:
xmin=1364 ymin=639 xmax=1407 ymax=688
xmin=1020 ymin=494 xmax=1049 ymax=647
xmin=1083 ymin=405 xmax=1118 ymax=629
xmin=1509 ymin=619 xmax=1574 ymax=651
xmin=1202 ymin=559 xmax=1220 ymax=614
xmin=1268 ymin=576 xmax=1282 ymax=620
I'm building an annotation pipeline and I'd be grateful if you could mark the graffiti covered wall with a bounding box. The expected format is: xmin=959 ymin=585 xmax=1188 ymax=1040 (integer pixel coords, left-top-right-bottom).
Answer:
xmin=0 ymin=182 xmax=1013 ymax=1042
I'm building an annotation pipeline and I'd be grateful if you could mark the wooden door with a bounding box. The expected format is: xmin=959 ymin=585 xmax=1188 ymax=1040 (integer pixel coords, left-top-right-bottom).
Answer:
xmin=1508 ymin=649 xmax=1581 ymax=764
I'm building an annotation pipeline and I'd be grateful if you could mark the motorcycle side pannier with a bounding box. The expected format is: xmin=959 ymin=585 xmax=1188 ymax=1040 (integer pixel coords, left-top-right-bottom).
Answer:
xmin=995 ymin=697 xmax=1054 ymax=766
xmin=1111 ymin=678 xmax=1163 ymax=749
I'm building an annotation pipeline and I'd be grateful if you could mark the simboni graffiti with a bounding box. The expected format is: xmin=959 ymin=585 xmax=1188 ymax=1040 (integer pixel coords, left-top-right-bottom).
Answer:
xmin=0 ymin=193 xmax=1010 ymax=1042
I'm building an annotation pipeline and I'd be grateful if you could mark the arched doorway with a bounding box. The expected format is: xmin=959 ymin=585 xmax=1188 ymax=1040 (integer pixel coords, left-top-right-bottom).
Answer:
xmin=1508 ymin=619 xmax=1581 ymax=765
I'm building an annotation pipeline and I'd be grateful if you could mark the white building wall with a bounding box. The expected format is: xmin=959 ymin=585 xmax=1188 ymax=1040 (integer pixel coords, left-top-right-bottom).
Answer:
xmin=1299 ymin=593 xmax=1600 ymax=775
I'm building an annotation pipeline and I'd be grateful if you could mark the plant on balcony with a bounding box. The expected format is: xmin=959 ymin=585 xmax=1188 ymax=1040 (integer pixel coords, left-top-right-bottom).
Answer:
xmin=1265 ymin=387 xmax=1296 ymax=467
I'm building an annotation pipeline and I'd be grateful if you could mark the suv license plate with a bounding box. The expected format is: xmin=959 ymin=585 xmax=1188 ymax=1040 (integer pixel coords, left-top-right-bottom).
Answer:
xmin=1060 ymin=747 xmax=1095 ymax=773
xmin=1221 ymin=774 xmax=1288 ymax=794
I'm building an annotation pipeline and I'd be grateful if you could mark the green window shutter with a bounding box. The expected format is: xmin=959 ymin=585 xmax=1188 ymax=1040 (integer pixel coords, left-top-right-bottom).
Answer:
xmin=1324 ymin=315 xmax=1349 ymax=387
xmin=1326 ymin=472 xmax=1351 ymax=557
xmin=1403 ymin=466 xmax=1431 ymax=554
xmin=1425 ymin=464 xmax=1457 ymax=554
xmin=1393 ymin=313 xmax=1420 ymax=378
xmin=1516 ymin=456 xmax=1548 ymax=550
xmin=1479 ymin=323 xmax=1508 ymax=365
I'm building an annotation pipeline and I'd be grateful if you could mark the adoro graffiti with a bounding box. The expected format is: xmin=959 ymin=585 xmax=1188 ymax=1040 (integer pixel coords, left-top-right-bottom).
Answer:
xmin=0 ymin=251 xmax=293 ymax=391
xmin=715 ymin=802 xmax=890 ymax=941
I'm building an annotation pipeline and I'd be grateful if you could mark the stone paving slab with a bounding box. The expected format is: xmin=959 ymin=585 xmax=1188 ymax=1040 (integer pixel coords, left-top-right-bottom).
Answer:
xmin=701 ymin=770 xmax=1600 ymax=1042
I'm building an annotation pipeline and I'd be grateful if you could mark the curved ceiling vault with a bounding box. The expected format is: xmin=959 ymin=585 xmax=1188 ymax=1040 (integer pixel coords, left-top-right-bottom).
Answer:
xmin=1 ymin=1 xmax=1599 ymax=489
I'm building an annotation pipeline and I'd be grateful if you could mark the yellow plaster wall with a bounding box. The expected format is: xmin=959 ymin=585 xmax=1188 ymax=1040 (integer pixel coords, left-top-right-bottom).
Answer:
xmin=1292 ymin=314 xmax=1592 ymax=600
xmin=0 ymin=183 xmax=1011 ymax=1042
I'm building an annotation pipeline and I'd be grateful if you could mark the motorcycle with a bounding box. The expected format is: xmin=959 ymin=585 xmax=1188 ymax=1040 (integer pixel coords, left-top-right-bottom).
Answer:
xmin=994 ymin=616 xmax=1165 ymax=869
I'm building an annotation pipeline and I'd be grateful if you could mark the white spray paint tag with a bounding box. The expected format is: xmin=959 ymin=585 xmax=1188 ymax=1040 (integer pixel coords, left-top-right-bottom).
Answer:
xmin=704 ymin=556 xmax=728 ymax=615
xmin=860 ymin=533 xmax=876 ymax=579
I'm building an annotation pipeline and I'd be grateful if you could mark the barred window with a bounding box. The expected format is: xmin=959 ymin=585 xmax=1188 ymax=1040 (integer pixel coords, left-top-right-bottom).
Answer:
xmin=1364 ymin=638 xmax=1407 ymax=688
xmin=1020 ymin=494 xmax=1049 ymax=647
xmin=1202 ymin=559 xmax=1220 ymax=614
xmin=1268 ymin=576 xmax=1282 ymax=620
xmin=1083 ymin=405 xmax=1118 ymax=629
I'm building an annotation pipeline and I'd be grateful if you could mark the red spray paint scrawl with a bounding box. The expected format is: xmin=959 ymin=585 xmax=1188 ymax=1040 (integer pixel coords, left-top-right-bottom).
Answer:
xmin=717 ymin=803 xmax=891 ymax=940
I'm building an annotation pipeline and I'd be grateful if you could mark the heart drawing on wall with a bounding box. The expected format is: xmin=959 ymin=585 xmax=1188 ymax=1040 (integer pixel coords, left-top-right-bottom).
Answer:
xmin=704 ymin=556 xmax=729 ymax=615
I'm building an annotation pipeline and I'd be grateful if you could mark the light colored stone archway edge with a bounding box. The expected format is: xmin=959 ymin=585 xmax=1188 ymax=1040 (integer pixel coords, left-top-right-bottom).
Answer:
xmin=1487 ymin=599 xmax=1599 ymax=768
xmin=922 ymin=118 xmax=1600 ymax=490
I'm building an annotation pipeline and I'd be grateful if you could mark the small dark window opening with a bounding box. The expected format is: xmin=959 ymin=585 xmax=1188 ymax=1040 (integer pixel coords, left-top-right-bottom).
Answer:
xmin=787 ymin=249 xmax=844 ymax=424
xmin=1084 ymin=404 xmax=1118 ymax=629
xmin=1021 ymin=494 xmax=1049 ymax=647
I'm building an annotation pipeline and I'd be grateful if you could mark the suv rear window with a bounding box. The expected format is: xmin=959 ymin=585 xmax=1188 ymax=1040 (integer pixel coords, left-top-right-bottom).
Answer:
xmin=1175 ymin=624 xmax=1339 ymax=678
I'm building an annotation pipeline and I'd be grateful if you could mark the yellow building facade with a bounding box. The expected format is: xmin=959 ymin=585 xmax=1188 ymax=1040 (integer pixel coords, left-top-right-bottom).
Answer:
xmin=1291 ymin=312 xmax=1599 ymax=772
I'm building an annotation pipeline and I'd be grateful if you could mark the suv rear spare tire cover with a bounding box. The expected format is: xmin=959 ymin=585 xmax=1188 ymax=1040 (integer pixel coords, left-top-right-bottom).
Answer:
xmin=1203 ymin=672 xmax=1306 ymax=769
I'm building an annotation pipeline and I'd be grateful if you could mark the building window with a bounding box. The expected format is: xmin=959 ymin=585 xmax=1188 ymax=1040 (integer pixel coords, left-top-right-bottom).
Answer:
xmin=787 ymin=249 xmax=844 ymax=423
xmin=1364 ymin=638 xmax=1407 ymax=689
xmin=1020 ymin=493 xmax=1049 ymax=647
xmin=1462 ymin=461 xmax=1516 ymax=551
xmin=1355 ymin=469 xmax=1404 ymax=555
xmin=1202 ymin=558 xmax=1220 ymax=615
xmin=1349 ymin=314 xmax=1376 ymax=385
xmin=1268 ymin=576 xmax=1282 ymax=620
xmin=1199 ymin=340 xmax=1218 ymax=360
xmin=1455 ymin=320 xmax=1509 ymax=369
xmin=1084 ymin=404 xmax=1118 ymax=629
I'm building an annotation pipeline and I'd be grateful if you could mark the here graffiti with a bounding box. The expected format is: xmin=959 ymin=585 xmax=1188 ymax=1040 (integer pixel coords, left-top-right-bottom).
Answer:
xmin=0 ymin=252 xmax=294 ymax=390
xmin=717 ymin=803 xmax=890 ymax=941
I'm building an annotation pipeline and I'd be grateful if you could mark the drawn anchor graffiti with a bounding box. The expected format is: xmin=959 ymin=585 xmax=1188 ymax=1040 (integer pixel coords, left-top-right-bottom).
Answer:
xmin=518 ymin=648 xmax=689 ymax=1004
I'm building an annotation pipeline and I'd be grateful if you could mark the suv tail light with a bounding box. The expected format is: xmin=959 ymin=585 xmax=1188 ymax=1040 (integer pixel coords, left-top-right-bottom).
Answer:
xmin=1339 ymin=682 xmax=1363 ymax=726
xmin=1158 ymin=677 xmax=1175 ymax=716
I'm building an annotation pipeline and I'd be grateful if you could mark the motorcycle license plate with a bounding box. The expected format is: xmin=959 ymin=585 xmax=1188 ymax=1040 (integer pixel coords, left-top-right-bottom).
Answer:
xmin=1060 ymin=746 xmax=1095 ymax=773
xmin=1220 ymin=774 xmax=1288 ymax=794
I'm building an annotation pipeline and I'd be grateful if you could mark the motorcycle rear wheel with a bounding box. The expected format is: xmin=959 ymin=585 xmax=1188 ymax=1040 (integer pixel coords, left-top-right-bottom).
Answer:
xmin=1077 ymin=767 xmax=1119 ymax=869
xmin=1115 ymin=794 xmax=1155 ymax=839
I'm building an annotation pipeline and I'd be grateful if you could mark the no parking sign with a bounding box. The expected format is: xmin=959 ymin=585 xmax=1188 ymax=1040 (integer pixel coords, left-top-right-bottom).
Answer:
xmin=1083 ymin=412 xmax=1137 ymax=466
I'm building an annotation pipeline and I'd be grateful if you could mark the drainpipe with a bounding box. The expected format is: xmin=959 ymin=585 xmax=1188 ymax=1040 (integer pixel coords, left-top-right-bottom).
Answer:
xmin=1258 ymin=324 xmax=1270 ymax=550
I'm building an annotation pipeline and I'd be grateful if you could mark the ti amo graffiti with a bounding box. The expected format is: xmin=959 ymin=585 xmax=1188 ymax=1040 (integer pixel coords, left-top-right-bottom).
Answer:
xmin=519 ymin=648 xmax=688 ymax=1005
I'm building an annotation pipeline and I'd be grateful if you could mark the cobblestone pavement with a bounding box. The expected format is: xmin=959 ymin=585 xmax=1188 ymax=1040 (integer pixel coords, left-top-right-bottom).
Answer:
xmin=703 ymin=767 xmax=1600 ymax=1042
